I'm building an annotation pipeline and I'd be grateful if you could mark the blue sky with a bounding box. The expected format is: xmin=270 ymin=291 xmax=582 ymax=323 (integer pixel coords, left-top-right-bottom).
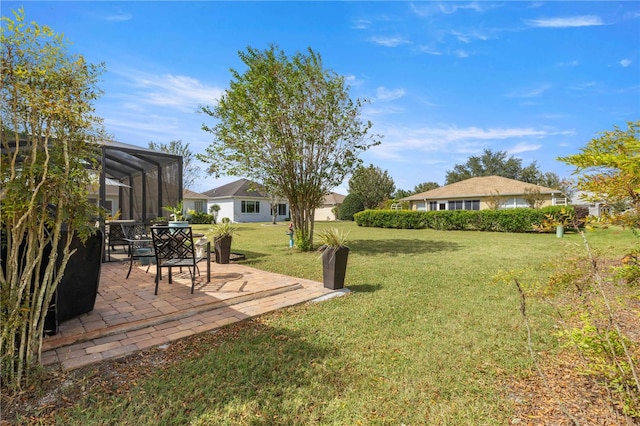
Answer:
xmin=5 ymin=1 xmax=639 ymax=194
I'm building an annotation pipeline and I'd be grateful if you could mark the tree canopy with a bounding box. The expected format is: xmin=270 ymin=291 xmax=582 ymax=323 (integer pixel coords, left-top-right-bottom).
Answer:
xmin=1 ymin=8 xmax=105 ymax=387
xmin=148 ymin=140 xmax=200 ymax=190
xmin=445 ymin=149 xmax=558 ymax=186
xmin=199 ymin=45 xmax=378 ymax=249
xmin=414 ymin=181 xmax=440 ymax=194
xmin=348 ymin=164 xmax=395 ymax=209
xmin=559 ymin=121 xmax=640 ymax=227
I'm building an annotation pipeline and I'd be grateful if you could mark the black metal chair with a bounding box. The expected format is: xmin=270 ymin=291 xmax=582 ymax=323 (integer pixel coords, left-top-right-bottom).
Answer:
xmin=150 ymin=226 xmax=210 ymax=295
xmin=123 ymin=223 xmax=155 ymax=279
xmin=105 ymin=222 xmax=128 ymax=261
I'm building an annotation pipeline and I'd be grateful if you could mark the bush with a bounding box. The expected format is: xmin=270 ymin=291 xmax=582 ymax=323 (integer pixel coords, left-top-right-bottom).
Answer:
xmin=355 ymin=208 xmax=551 ymax=233
xmin=339 ymin=193 xmax=365 ymax=221
xmin=189 ymin=212 xmax=214 ymax=224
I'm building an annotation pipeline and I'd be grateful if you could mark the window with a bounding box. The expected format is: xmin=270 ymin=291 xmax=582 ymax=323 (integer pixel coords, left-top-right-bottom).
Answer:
xmin=448 ymin=200 xmax=464 ymax=210
xmin=194 ymin=200 xmax=205 ymax=213
xmin=464 ymin=200 xmax=480 ymax=211
xmin=277 ymin=203 xmax=287 ymax=216
xmin=241 ymin=200 xmax=260 ymax=213
xmin=429 ymin=201 xmax=438 ymax=211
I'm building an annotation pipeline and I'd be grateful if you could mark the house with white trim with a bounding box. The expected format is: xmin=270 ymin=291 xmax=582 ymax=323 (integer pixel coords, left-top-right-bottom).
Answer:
xmin=402 ymin=176 xmax=565 ymax=211
xmin=202 ymin=179 xmax=289 ymax=223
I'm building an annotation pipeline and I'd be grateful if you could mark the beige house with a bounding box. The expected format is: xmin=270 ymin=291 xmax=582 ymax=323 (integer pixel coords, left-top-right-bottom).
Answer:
xmin=314 ymin=192 xmax=346 ymax=221
xmin=402 ymin=176 xmax=566 ymax=211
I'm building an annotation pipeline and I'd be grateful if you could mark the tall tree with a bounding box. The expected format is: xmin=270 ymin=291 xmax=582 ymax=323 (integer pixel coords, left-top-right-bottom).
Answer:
xmin=559 ymin=121 xmax=640 ymax=228
xmin=1 ymin=9 xmax=105 ymax=387
xmin=148 ymin=140 xmax=200 ymax=190
xmin=413 ymin=181 xmax=440 ymax=194
xmin=348 ymin=164 xmax=395 ymax=209
xmin=393 ymin=189 xmax=412 ymax=199
xmin=445 ymin=149 xmax=541 ymax=185
xmin=199 ymin=45 xmax=378 ymax=249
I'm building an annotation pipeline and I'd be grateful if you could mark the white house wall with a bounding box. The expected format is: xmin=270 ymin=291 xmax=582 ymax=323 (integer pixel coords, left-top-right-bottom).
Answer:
xmin=207 ymin=199 xmax=235 ymax=223
xmin=314 ymin=206 xmax=337 ymax=221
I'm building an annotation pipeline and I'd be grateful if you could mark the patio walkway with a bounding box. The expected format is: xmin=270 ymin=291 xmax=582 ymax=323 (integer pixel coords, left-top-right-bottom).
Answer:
xmin=41 ymin=259 xmax=344 ymax=371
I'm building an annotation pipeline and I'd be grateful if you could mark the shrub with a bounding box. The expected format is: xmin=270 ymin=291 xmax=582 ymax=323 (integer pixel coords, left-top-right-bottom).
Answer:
xmin=189 ymin=212 xmax=213 ymax=224
xmin=355 ymin=208 xmax=550 ymax=233
xmin=339 ymin=193 xmax=365 ymax=221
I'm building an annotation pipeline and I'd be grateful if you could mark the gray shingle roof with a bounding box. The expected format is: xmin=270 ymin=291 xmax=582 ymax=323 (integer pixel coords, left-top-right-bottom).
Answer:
xmin=202 ymin=178 xmax=267 ymax=198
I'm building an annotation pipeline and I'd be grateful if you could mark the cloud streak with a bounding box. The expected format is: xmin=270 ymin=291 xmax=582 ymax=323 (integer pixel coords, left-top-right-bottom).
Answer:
xmin=527 ymin=15 xmax=605 ymax=28
xmin=370 ymin=36 xmax=411 ymax=47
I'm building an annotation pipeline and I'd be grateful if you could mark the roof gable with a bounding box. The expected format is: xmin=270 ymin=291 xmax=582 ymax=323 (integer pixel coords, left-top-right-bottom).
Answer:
xmin=404 ymin=176 xmax=560 ymax=200
xmin=203 ymin=178 xmax=267 ymax=198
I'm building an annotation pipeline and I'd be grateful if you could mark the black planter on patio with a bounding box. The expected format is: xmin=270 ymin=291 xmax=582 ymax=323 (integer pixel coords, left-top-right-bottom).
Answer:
xmin=44 ymin=229 xmax=103 ymax=335
xmin=214 ymin=235 xmax=232 ymax=264
xmin=322 ymin=246 xmax=349 ymax=290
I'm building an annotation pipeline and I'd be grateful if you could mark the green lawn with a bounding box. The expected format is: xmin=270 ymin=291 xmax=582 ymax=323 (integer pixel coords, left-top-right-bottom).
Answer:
xmin=53 ymin=222 xmax=635 ymax=425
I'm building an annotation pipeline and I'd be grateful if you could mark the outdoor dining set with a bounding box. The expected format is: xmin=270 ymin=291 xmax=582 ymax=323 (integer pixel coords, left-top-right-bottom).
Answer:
xmin=106 ymin=221 xmax=211 ymax=295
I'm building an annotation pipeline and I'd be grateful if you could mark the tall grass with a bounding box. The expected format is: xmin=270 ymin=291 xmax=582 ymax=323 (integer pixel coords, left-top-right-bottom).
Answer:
xmin=54 ymin=223 xmax=635 ymax=425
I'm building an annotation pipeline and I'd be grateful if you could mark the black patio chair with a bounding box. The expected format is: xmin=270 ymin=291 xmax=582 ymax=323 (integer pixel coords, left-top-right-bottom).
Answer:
xmin=150 ymin=226 xmax=210 ymax=295
xmin=106 ymin=222 xmax=128 ymax=262
xmin=123 ymin=223 xmax=155 ymax=279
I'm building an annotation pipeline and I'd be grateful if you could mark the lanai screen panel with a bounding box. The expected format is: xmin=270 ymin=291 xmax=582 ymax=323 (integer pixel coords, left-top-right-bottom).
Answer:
xmin=99 ymin=141 xmax=182 ymax=223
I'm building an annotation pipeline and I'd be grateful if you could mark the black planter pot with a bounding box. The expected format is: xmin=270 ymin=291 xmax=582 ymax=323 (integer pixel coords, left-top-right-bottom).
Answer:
xmin=214 ymin=235 xmax=232 ymax=264
xmin=322 ymin=246 xmax=349 ymax=290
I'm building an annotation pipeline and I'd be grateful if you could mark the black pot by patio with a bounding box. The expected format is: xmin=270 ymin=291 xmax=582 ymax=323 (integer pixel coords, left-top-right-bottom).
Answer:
xmin=322 ymin=246 xmax=349 ymax=290
xmin=214 ymin=235 xmax=232 ymax=264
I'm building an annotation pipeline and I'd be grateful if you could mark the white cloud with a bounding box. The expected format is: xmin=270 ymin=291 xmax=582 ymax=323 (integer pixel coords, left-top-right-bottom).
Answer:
xmin=450 ymin=29 xmax=490 ymax=43
xmin=455 ymin=50 xmax=470 ymax=58
xmin=117 ymin=70 xmax=224 ymax=112
xmin=620 ymin=58 xmax=632 ymax=67
xmin=507 ymin=142 xmax=542 ymax=154
xmin=439 ymin=2 xmax=487 ymax=15
xmin=352 ymin=19 xmax=371 ymax=30
xmin=527 ymin=15 xmax=605 ymax=28
xmin=506 ymin=84 xmax=551 ymax=98
xmin=418 ymin=46 xmax=443 ymax=55
xmin=370 ymin=36 xmax=411 ymax=47
xmin=103 ymin=8 xmax=132 ymax=22
xmin=375 ymin=87 xmax=406 ymax=101
xmin=370 ymin=124 xmax=572 ymax=159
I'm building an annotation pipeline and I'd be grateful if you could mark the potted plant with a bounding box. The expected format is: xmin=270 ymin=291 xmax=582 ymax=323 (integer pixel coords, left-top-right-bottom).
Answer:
xmin=163 ymin=201 xmax=188 ymax=229
xmin=316 ymin=227 xmax=350 ymax=290
xmin=210 ymin=221 xmax=236 ymax=264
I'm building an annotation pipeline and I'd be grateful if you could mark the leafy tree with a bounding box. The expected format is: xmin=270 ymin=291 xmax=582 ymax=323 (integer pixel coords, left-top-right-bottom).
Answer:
xmin=393 ymin=189 xmax=412 ymax=199
xmin=348 ymin=164 xmax=395 ymax=209
xmin=199 ymin=45 xmax=378 ymax=249
xmin=559 ymin=121 xmax=640 ymax=229
xmin=536 ymin=171 xmax=561 ymax=190
xmin=1 ymin=9 xmax=105 ymax=387
xmin=338 ymin=193 xmax=365 ymax=220
xmin=148 ymin=140 xmax=200 ymax=190
xmin=414 ymin=181 xmax=440 ymax=194
xmin=445 ymin=149 xmax=541 ymax=185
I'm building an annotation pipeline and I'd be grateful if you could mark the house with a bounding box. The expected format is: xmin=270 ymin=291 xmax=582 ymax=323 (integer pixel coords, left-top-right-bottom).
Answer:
xmin=314 ymin=192 xmax=346 ymax=221
xmin=202 ymin=178 xmax=289 ymax=223
xmin=402 ymin=176 xmax=565 ymax=211
xmin=182 ymin=189 xmax=211 ymax=215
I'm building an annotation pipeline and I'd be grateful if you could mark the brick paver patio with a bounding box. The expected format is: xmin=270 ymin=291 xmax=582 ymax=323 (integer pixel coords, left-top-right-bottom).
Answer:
xmin=41 ymin=259 xmax=345 ymax=371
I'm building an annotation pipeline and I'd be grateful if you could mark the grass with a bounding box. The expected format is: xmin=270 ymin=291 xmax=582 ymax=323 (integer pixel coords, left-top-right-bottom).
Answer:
xmin=44 ymin=223 xmax=638 ymax=424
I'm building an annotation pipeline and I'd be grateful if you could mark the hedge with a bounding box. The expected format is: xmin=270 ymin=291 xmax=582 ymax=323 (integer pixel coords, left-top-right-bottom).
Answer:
xmin=353 ymin=206 xmax=574 ymax=233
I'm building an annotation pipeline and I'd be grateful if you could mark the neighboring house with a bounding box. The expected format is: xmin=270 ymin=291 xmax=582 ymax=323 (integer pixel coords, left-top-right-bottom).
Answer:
xmin=570 ymin=191 xmax=606 ymax=217
xmin=202 ymin=178 xmax=289 ymax=223
xmin=402 ymin=176 xmax=566 ymax=211
xmin=314 ymin=192 xmax=346 ymax=221
xmin=182 ymin=189 xmax=211 ymax=215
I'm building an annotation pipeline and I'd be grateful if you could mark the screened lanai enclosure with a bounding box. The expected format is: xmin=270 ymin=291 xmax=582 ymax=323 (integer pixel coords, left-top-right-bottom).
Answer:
xmin=98 ymin=140 xmax=183 ymax=223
